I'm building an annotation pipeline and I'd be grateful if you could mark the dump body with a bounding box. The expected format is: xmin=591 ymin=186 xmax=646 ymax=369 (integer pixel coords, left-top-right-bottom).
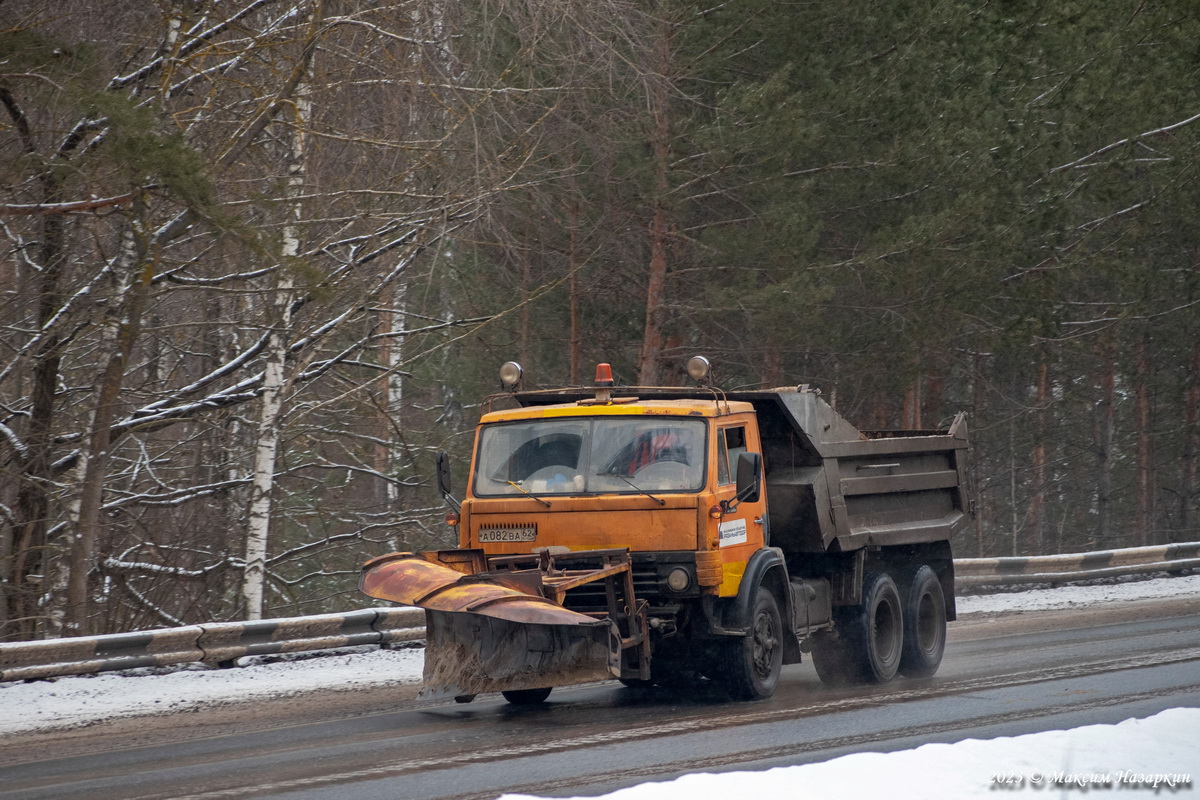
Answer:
xmin=361 ymin=377 xmax=970 ymax=702
xmin=741 ymin=390 xmax=969 ymax=554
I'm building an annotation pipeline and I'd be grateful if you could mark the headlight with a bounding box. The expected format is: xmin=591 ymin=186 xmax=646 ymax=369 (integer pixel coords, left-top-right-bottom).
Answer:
xmin=667 ymin=567 xmax=692 ymax=592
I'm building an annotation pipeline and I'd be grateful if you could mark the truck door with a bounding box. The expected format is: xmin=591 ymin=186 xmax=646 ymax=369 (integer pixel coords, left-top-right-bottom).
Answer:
xmin=714 ymin=422 xmax=768 ymax=596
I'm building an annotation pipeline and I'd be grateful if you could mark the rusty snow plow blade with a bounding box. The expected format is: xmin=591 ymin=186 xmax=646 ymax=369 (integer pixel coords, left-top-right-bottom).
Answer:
xmin=360 ymin=550 xmax=644 ymax=699
xmin=419 ymin=610 xmax=618 ymax=700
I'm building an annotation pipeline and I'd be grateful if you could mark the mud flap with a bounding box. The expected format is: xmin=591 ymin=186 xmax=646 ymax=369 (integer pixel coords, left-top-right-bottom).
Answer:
xmin=421 ymin=610 xmax=620 ymax=700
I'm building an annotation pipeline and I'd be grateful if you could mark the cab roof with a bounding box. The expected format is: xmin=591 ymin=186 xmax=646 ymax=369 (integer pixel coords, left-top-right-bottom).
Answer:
xmin=481 ymin=397 xmax=755 ymax=424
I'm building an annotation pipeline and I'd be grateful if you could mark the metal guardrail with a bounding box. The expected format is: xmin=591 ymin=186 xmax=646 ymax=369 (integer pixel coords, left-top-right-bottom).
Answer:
xmin=2 ymin=542 xmax=1196 ymax=682
xmin=0 ymin=607 xmax=424 ymax=682
xmin=954 ymin=542 xmax=1200 ymax=588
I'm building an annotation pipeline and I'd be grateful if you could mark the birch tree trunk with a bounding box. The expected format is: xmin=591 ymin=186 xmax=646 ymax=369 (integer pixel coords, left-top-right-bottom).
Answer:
xmin=372 ymin=281 xmax=408 ymax=513
xmin=242 ymin=55 xmax=313 ymax=619
xmin=242 ymin=281 xmax=293 ymax=620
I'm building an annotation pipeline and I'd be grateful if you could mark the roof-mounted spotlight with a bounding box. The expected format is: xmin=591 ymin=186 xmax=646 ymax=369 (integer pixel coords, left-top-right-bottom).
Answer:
xmin=687 ymin=355 xmax=713 ymax=386
xmin=499 ymin=361 xmax=523 ymax=392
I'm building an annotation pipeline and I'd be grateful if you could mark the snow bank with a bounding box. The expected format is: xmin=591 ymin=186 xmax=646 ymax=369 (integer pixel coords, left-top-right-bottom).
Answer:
xmin=498 ymin=708 xmax=1200 ymax=800
xmin=956 ymin=573 xmax=1200 ymax=614
xmin=0 ymin=646 xmax=423 ymax=737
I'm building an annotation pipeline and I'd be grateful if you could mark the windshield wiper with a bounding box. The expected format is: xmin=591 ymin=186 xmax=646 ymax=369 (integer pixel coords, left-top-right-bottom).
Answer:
xmin=612 ymin=474 xmax=665 ymax=505
xmin=507 ymin=481 xmax=552 ymax=507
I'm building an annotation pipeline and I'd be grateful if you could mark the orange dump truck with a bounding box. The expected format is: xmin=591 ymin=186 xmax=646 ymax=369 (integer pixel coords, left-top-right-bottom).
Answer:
xmin=361 ymin=358 xmax=971 ymax=704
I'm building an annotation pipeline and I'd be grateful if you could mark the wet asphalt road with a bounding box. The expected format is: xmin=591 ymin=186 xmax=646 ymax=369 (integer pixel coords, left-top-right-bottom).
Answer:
xmin=2 ymin=598 xmax=1199 ymax=800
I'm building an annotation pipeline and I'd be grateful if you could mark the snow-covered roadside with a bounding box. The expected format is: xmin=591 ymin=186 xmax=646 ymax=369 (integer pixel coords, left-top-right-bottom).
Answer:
xmin=498 ymin=574 xmax=1200 ymax=800
xmin=956 ymin=572 xmax=1200 ymax=614
xmin=497 ymin=708 xmax=1200 ymax=800
xmin=0 ymin=646 xmax=425 ymax=738
xmin=1 ymin=574 xmax=1196 ymax=738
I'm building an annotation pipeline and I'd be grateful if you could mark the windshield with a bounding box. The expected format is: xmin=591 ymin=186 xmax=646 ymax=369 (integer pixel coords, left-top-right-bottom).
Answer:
xmin=472 ymin=417 xmax=707 ymax=496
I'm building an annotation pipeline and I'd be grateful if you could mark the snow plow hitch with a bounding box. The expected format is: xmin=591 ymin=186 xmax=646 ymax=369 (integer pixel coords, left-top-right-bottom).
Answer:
xmin=360 ymin=548 xmax=649 ymax=701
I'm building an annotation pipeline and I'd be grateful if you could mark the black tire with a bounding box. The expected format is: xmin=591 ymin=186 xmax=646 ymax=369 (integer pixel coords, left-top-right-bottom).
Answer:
xmin=812 ymin=572 xmax=903 ymax=685
xmin=501 ymin=687 xmax=552 ymax=705
xmin=899 ymin=565 xmax=946 ymax=678
xmin=857 ymin=571 xmax=904 ymax=683
xmin=719 ymin=588 xmax=783 ymax=700
xmin=618 ymin=677 xmax=655 ymax=689
xmin=809 ymin=615 xmax=857 ymax=686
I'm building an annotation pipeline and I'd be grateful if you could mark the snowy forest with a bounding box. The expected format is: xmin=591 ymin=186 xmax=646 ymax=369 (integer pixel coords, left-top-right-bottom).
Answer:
xmin=2 ymin=0 xmax=1198 ymax=640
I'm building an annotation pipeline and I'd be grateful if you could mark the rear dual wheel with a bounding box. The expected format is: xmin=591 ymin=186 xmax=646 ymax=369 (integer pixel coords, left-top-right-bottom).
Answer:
xmin=812 ymin=572 xmax=904 ymax=685
xmin=812 ymin=566 xmax=947 ymax=687
xmin=898 ymin=565 xmax=946 ymax=678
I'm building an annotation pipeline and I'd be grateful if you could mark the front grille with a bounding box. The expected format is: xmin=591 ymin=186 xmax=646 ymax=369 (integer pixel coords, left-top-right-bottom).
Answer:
xmin=560 ymin=554 xmax=694 ymax=614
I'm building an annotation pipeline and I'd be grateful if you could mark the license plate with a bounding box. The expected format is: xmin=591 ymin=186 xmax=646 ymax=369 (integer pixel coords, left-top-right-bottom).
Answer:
xmin=479 ymin=525 xmax=537 ymax=543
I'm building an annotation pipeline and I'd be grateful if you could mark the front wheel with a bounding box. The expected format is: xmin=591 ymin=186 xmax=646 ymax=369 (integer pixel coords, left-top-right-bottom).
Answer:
xmin=501 ymin=687 xmax=552 ymax=705
xmin=719 ymin=588 xmax=783 ymax=700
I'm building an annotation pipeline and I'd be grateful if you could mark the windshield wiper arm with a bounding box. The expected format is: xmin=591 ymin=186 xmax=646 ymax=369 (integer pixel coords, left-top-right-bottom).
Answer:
xmin=612 ymin=474 xmax=665 ymax=505
xmin=507 ymin=481 xmax=552 ymax=507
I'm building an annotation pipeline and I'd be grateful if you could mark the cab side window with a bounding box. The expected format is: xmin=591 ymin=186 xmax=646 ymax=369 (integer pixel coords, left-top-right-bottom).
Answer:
xmin=716 ymin=426 xmax=747 ymax=486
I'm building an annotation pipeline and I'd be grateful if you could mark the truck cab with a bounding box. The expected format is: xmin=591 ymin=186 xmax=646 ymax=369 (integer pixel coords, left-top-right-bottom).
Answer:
xmin=459 ymin=398 xmax=767 ymax=602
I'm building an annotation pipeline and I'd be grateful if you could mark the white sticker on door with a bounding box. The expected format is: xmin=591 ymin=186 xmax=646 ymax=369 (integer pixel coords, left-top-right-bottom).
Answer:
xmin=718 ymin=518 xmax=748 ymax=547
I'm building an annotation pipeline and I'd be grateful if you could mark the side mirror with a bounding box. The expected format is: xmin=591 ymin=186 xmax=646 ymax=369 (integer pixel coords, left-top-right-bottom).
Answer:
xmin=735 ymin=452 xmax=762 ymax=504
xmin=435 ymin=451 xmax=459 ymax=510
